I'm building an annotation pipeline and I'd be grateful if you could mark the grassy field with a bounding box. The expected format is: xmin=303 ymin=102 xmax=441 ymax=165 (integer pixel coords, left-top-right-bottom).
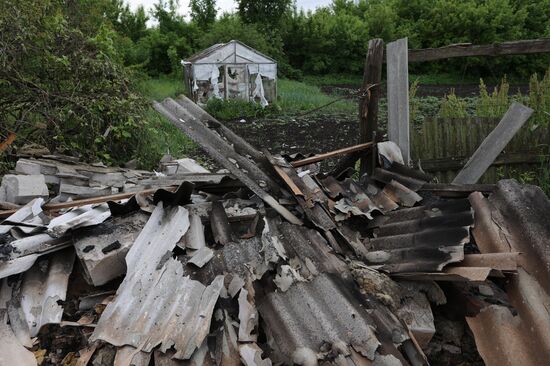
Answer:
xmin=137 ymin=75 xmax=186 ymax=101
xmin=135 ymin=76 xmax=197 ymax=169
xmin=277 ymin=79 xmax=356 ymax=114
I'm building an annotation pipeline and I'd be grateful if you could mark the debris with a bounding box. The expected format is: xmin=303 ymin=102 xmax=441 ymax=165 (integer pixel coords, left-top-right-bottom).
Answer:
xmin=0 ymin=321 xmax=37 ymax=366
xmin=7 ymin=248 xmax=74 ymax=342
xmin=210 ymin=201 xmax=233 ymax=245
xmin=154 ymin=98 xmax=303 ymax=225
xmin=188 ymin=246 xmax=214 ymax=267
xmin=238 ymin=286 xmax=258 ymax=342
xmin=377 ymin=141 xmax=405 ymax=166
xmin=180 ymin=213 xmax=206 ymax=250
xmin=0 ymin=174 xmax=49 ymax=205
xmin=73 ymin=211 xmax=149 ymax=286
xmin=1 ymin=98 xmax=548 ymax=365
xmin=290 ymin=141 xmax=374 ymax=168
xmin=0 ymin=132 xmax=16 ymax=153
xmin=387 ymin=37 xmax=410 ymax=164
xmin=239 ymin=343 xmax=271 ymax=366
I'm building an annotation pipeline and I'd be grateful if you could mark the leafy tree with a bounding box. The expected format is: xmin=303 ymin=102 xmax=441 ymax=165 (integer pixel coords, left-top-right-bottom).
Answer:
xmin=237 ymin=0 xmax=292 ymax=27
xmin=190 ymin=0 xmax=217 ymax=30
xmin=152 ymin=0 xmax=185 ymax=34
xmin=118 ymin=5 xmax=149 ymax=42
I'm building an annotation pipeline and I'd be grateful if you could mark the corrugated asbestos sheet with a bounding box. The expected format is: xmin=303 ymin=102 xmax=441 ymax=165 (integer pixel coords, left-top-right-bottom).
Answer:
xmin=365 ymin=199 xmax=473 ymax=272
xmin=259 ymin=273 xmax=381 ymax=364
xmin=153 ymin=98 xmax=302 ymax=225
xmin=467 ymin=180 xmax=550 ymax=366
xmin=3 ymin=98 xmax=550 ymax=365
xmin=91 ymin=203 xmax=225 ymax=359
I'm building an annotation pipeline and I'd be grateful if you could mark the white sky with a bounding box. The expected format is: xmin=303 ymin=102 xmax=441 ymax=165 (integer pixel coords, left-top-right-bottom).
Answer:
xmin=126 ymin=0 xmax=333 ymax=17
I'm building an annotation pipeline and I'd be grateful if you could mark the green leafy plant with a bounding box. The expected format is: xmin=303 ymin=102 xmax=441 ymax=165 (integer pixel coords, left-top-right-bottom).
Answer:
xmin=205 ymin=98 xmax=276 ymax=120
xmin=527 ymin=67 xmax=550 ymax=127
xmin=476 ymin=77 xmax=511 ymax=118
xmin=438 ymin=89 xmax=468 ymax=118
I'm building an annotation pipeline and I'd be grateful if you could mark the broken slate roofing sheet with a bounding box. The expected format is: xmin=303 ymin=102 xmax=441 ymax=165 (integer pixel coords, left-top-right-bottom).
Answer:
xmin=91 ymin=203 xmax=225 ymax=359
xmin=4 ymin=247 xmax=74 ymax=348
xmin=259 ymin=273 xmax=380 ymax=364
xmin=365 ymin=198 xmax=473 ymax=272
xmin=467 ymin=180 xmax=550 ymax=365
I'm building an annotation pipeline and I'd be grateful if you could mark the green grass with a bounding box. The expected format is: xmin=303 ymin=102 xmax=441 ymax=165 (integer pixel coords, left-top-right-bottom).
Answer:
xmin=303 ymin=74 xmax=362 ymax=87
xmin=137 ymin=75 xmax=186 ymax=101
xmin=134 ymin=76 xmax=197 ymax=169
xmin=277 ymin=79 xmax=356 ymax=114
xmin=409 ymin=72 xmax=479 ymax=85
xmin=201 ymin=78 xmax=357 ymax=120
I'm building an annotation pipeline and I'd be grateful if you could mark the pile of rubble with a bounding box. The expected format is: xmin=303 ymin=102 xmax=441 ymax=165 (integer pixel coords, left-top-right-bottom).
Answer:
xmin=1 ymin=97 xmax=549 ymax=366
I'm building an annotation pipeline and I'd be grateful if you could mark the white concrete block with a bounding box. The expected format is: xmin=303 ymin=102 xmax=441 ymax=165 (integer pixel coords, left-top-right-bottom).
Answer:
xmin=0 ymin=174 xmax=49 ymax=204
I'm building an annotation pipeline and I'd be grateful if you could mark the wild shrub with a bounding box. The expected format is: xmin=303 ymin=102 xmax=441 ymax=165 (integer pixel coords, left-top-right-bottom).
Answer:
xmin=0 ymin=0 xmax=147 ymax=165
xmin=205 ymin=98 xmax=274 ymax=120
xmin=476 ymin=77 xmax=511 ymax=118
xmin=438 ymin=89 xmax=468 ymax=118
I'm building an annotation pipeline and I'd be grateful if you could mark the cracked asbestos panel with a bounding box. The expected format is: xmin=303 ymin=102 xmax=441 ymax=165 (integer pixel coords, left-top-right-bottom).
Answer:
xmin=91 ymin=203 xmax=225 ymax=359
xmin=8 ymin=247 xmax=75 ymax=341
xmin=258 ymin=273 xmax=381 ymax=364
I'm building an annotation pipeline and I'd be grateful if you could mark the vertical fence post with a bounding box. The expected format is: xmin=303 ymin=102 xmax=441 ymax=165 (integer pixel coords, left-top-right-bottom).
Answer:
xmin=359 ymin=38 xmax=384 ymax=176
xmin=387 ymin=37 xmax=410 ymax=164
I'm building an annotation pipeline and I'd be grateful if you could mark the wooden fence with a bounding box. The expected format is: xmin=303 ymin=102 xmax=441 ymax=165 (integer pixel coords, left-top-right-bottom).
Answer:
xmin=410 ymin=117 xmax=550 ymax=183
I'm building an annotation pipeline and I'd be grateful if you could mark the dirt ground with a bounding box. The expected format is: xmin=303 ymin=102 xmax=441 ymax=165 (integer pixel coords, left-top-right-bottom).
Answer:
xmin=200 ymin=82 xmax=529 ymax=172
xmin=225 ymin=113 xmax=359 ymax=171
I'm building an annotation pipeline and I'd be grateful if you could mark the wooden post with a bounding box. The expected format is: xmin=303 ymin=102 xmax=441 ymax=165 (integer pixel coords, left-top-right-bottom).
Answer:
xmin=359 ymin=38 xmax=384 ymax=176
xmin=387 ymin=37 xmax=410 ymax=165
xmin=453 ymin=102 xmax=533 ymax=184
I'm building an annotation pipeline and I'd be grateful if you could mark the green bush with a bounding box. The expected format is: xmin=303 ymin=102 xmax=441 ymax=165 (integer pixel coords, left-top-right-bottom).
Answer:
xmin=205 ymin=98 xmax=274 ymax=120
xmin=0 ymin=0 xmax=148 ymax=165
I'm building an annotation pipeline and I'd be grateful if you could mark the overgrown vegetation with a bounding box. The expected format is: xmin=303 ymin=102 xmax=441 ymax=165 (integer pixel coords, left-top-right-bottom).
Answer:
xmin=0 ymin=0 xmax=147 ymax=165
xmin=103 ymin=0 xmax=550 ymax=79
xmin=2 ymin=0 xmax=550 ymax=171
xmin=417 ymin=67 xmax=550 ymax=125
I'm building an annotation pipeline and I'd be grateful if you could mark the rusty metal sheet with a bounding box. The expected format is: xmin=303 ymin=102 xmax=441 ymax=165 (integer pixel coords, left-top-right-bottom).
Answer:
xmin=466 ymin=304 xmax=544 ymax=366
xmin=461 ymin=253 xmax=519 ymax=271
xmin=393 ymin=267 xmax=498 ymax=282
xmin=372 ymin=167 xmax=427 ymax=191
xmin=382 ymin=180 xmax=422 ymax=207
xmin=210 ymin=201 xmax=233 ymax=245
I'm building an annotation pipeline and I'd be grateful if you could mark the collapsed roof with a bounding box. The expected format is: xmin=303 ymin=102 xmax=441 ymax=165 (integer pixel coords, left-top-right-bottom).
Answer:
xmin=0 ymin=97 xmax=549 ymax=366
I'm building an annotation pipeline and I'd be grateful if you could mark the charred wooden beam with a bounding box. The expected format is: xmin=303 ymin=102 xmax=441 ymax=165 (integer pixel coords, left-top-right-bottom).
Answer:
xmin=359 ymin=38 xmax=384 ymax=176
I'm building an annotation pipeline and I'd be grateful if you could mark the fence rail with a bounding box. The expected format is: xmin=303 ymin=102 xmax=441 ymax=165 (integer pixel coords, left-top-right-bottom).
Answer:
xmin=411 ymin=117 xmax=549 ymax=183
